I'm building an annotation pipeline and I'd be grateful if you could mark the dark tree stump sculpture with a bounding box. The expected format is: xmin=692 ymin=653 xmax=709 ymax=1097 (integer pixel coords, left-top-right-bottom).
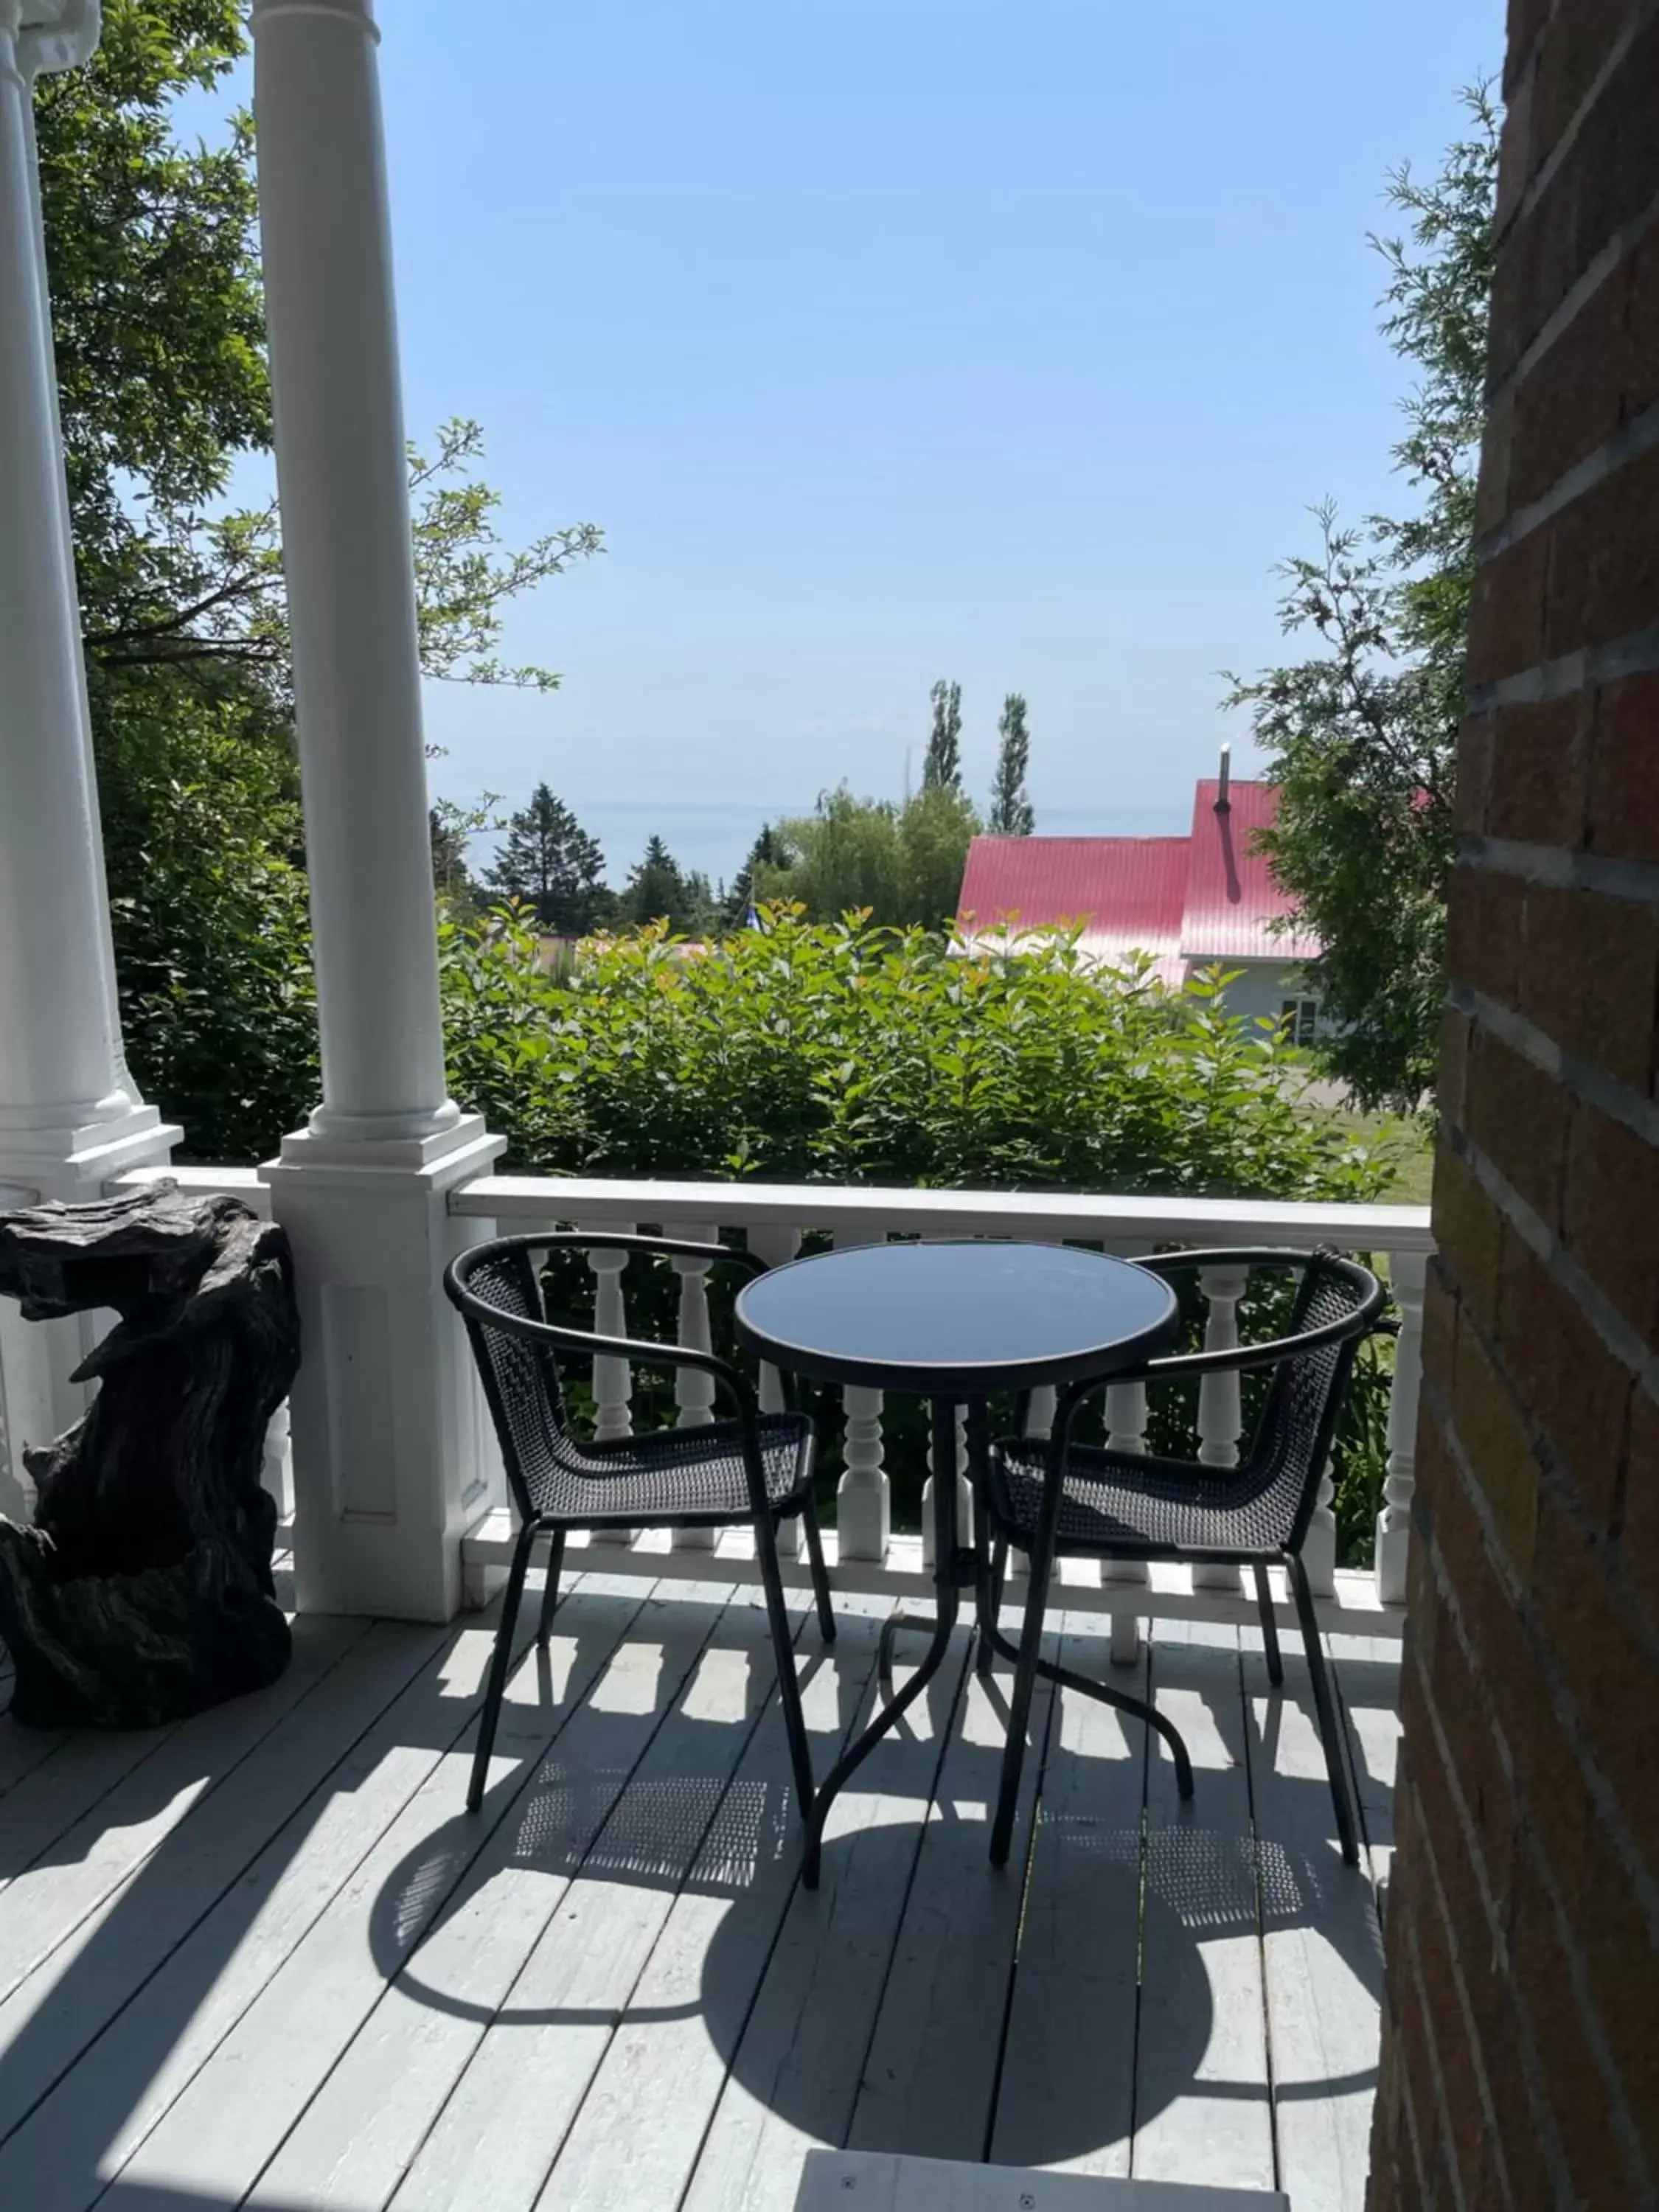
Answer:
xmin=0 ymin=1181 xmax=300 ymax=1730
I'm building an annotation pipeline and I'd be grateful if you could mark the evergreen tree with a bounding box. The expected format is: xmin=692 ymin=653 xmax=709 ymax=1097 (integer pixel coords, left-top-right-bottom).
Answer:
xmin=484 ymin=782 xmax=608 ymax=933
xmin=987 ymin=692 xmax=1036 ymax=834
xmin=923 ymin=679 xmax=963 ymax=790
xmin=619 ymin=835 xmax=714 ymax=935
xmin=723 ymin=823 xmax=785 ymax=928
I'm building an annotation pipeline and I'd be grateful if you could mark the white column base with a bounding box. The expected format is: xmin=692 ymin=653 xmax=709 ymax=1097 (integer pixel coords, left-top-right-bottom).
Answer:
xmin=260 ymin=1114 xmax=506 ymax=1621
xmin=0 ymin=1103 xmax=179 ymax=1520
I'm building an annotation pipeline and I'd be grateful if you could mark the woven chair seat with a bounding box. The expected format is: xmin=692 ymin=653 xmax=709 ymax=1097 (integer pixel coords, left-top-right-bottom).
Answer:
xmin=987 ymin=1436 xmax=1300 ymax=1558
xmin=524 ymin=1411 xmax=813 ymax=1526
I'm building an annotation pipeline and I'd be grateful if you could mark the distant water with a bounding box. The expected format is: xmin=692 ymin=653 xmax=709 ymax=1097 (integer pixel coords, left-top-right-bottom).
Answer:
xmin=527 ymin=797 xmax=1193 ymax=894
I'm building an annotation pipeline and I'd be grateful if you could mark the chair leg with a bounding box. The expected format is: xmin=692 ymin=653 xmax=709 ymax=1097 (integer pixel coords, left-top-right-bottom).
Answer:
xmin=1287 ymin=1550 xmax=1360 ymax=1868
xmin=800 ymin=1495 xmax=836 ymax=1643
xmin=1253 ymin=1562 xmax=1283 ymax=1686
xmin=536 ymin=1529 xmax=567 ymax=1648
xmin=756 ymin=1508 xmax=815 ymax=1827
xmin=976 ymin=1534 xmax=1008 ymax=1679
xmin=467 ymin=1519 xmax=537 ymax=1814
xmin=990 ymin=1501 xmax=1062 ymax=1868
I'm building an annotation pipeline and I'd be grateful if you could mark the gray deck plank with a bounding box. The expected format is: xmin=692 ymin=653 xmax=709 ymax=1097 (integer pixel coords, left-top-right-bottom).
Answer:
xmin=1132 ymin=1619 xmax=1274 ymax=2195
xmin=680 ymin=1623 xmax=975 ymax=2212
xmin=99 ymin=1575 xmax=667 ymax=2211
xmin=538 ymin=1599 xmax=889 ymax=2212
xmin=0 ymin=1613 xmax=370 ymax=2008
xmin=376 ymin=1588 xmax=806 ymax=2212
xmin=989 ymin=1618 xmax=1148 ymax=2180
xmin=1245 ymin=1643 xmax=1386 ymax=2212
xmin=846 ymin=1630 xmax=1058 ymax=2165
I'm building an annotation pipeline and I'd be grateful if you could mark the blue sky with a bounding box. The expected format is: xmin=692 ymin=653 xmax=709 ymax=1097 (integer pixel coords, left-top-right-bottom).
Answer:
xmin=271 ymin=1 xmax=1498 ymax=883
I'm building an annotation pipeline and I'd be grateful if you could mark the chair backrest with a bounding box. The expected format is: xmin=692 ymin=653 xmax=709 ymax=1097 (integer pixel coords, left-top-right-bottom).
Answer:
xmin=1246 ymin=1250 xmax=1379 ymax=1548
xmin=450 ymin=1242 xmax=570 ymax=1523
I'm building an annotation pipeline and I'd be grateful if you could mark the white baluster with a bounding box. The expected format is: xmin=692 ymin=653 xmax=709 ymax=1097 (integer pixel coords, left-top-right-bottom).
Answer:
xmin=921 ymin=1401 xmax=972 ymax=1568
xmin=666 ymin=1220 xmax=718 ymax=1551
xmin=261 ymin=1399 xmax=294 ymax=1523
xmin=584 ymin=1226 xmax=636 ymax=1546
xmin=748 ymin=1223 xmax=805 ymax=1559
xmin=1192 ymin=1261 xmax=1250 ymax=1593
xmin=1376 ymin=1245 xmax=1427 ymax=1604
xmin=1303 ymin=1449 xmax=1338 ymax=1599
xmin=1100 ymin=1356 xmax=1150 ymax=1664
xmin=834 ymin=1225 xmax=890 ymax=1562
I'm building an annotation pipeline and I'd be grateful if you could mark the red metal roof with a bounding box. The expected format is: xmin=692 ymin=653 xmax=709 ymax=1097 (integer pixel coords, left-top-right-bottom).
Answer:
xmin=956 ymin=779 xmax=1319 ymax=979
xmin=1180 ymin=780 xmax=1319 ymax=962
xmin=957 ymin=835 xmax=1191 ymax=983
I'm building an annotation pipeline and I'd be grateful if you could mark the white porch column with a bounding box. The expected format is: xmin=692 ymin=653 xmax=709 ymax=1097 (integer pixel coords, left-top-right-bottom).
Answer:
xmin=251 ymin=0 xmax=503 ymax=1621
xmin=0 ymin=1 xmax=178 ymax=1516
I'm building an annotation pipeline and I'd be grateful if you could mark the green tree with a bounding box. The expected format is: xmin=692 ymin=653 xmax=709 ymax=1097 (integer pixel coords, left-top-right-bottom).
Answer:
xmin=987 ymin=692 xmax=1035 ymax=834
xmin=923 ymin=678 xmax=963 ymax=790
xmin=35 ymin=1 xmax=601 ymax=1159
xmin=758 ymin=782 xmax=979 ymax=928
xmin=484 ymin=783 xmax=608 ymax=933
xmin=619 ymin=835 xmax=714 ymax=935
xmin=1227 ymin=84 xmax=1498 ymax=1113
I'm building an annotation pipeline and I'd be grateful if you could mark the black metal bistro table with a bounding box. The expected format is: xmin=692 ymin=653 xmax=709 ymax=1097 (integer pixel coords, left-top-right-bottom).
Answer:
xmin=734 ymin=1239 xmax=1183 ymax=1887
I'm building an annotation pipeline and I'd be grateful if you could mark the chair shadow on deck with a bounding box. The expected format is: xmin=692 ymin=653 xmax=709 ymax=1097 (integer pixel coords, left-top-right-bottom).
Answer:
xmin=364 ymin=1624 xmax=1387 ymax=2172
xmin=0 ymin=1599 xmax=1391 ymax=2206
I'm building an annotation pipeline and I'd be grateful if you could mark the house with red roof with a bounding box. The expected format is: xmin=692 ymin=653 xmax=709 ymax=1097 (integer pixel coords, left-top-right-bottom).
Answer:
xmin=957 ymin=751 xmax=1324 ymax=1034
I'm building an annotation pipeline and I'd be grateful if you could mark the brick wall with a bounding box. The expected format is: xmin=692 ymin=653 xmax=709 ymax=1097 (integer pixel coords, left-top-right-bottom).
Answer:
xmin=1368 ymin=4 xmax=1659 ymax=2208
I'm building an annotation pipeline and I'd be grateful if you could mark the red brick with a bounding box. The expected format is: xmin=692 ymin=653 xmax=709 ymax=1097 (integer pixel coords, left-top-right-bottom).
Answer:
xmin=1617 ymin=1386 xmax=1659 ymax=1630
xmin=1430 ymin=1147 xmax=1506 ymax=1332
xmin=1506 ymin=255 xmax=1627 ymax=511
xmin=1520 ymin=882 xmax=1659 ymax=1093
xmin=1531 ymin=0 xmax=1639 ymax=171
xmin=1453 ymin=712 xmax=1495 ymax=836
xmin=1503 ymin=0 xmax=1557 ymax=100
xmin=1465 ymin=1024 xmax=1570 ymax=1229
xmin=1449 ymin=1318 xmax=1543 ymax=1579
xmin=1533 ymin=1485 xmax=1659 ymax=1863
xmin=1545 ymin=439 xmax=1659 ymax=661
xmin=1571 ymin=1822 xmax=1659 ymax=2184
xmin=1500 ymin=1237 xmax=1632 ymax=1524
xmin=1588 ymin=668 xmax=1659 ymax=863
xmin=1563 ymin=1099 xmax=1659 ymax=1349
xmin=1485 ymin=691 xmax=1592 ymax=845
xmin=1467 ymin=526 xmax=1550 ymax=689
xmin=1445 ymin=863 xmax=1526 ymax=1009
xmin=1511 ymin=1853 xmax=1644 ymax=2210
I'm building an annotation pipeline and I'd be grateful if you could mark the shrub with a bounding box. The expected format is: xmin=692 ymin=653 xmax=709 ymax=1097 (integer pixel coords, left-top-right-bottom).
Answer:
xmin=440 ymin=902 xmax=1399 ymax=1200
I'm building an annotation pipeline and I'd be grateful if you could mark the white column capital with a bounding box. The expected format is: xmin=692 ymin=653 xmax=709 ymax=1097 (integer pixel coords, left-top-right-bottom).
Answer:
xmin=4 ymin=2 xmax=100 ymax=79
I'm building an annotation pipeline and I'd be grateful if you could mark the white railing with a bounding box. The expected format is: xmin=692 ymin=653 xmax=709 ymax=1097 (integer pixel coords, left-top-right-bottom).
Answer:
xmin=447 ymin=1175 xmax=1433 ymax=1646
xmin=95 ymin=1164 xmax=1430 ymax=1644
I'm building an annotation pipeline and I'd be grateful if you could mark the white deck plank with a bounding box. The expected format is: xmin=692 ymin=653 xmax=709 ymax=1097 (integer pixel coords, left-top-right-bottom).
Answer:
xmin=990 ymin=1618 xmax=1147 ymax=2178
xmin=1327 ymin=1636 xmax=1400 ymax=1902
xmin=1246 ymin=1645 xmax=1385 ymax=2212
xmin=0 ymin=1719 xmax=184 ymax=1888
xmin=0 ymin=1616 xmax=445 ymax=2175
xmin=1131 ymin=1620 xmax=1274 ymax=2194
xmin=94 ymin=1576 xmax=657 ymax=2211
xmin=539 ymin=1599 xmax=890 ymax=2212
xmin=378 ymin=1588 xmax=806 ymax=2212
xmin=799 ymin=2146 xmax=1291 ymax=2206
xmin=680 ymin=1624 xmax=975 ymax=2212
xmin=0 ymin=1612 xmax=369 ymax=2008
xmin=846 ymin=1633 xmax=1059 ymax=2163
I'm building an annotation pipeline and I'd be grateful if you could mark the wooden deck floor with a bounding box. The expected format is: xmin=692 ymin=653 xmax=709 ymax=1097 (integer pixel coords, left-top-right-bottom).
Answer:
xmin=0 ymin=1562 xmax=1396 ymax=2211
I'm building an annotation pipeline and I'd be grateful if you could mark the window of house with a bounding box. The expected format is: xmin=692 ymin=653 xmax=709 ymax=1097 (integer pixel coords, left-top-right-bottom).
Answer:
xmin=1280 ymin=995 xmax=1321 ymax=1048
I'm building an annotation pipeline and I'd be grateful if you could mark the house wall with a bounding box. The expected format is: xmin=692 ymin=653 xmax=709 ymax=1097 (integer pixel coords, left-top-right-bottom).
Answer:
xmin=1195 ymin=959 xmax=1310 ymax=1029
xmin=1368 ymin=6 xmax=1659 ymax=2208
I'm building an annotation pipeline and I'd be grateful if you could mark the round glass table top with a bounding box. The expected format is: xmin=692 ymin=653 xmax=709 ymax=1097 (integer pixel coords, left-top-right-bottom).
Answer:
xmin=733 ymin=1239 xmax=1179 ymax=1396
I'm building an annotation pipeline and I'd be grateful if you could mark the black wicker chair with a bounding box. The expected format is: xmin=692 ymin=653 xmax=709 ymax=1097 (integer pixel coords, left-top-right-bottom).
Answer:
xmin=445 ymin=1232 xmax=835 ymax=1818
xmin=981 ymin=1247 xmax=1386 ymax=1869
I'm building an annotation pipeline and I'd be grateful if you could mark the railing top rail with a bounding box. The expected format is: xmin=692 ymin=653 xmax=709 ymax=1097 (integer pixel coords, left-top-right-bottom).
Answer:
xmin=448 ymin=1172 xmax=1435 ymax=1252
